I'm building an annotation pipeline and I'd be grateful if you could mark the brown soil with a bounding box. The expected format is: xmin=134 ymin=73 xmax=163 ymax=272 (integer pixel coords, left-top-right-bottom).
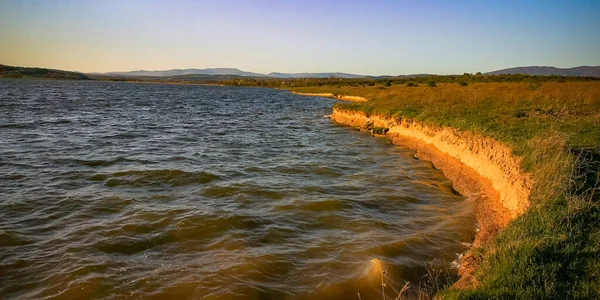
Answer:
xmin=330 ymin=108 xmax=533 ymax=288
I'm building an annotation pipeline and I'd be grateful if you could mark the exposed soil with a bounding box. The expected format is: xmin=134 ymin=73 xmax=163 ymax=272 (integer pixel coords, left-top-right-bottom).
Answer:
xmin=330 ymin=107 xmax=533 ymax=288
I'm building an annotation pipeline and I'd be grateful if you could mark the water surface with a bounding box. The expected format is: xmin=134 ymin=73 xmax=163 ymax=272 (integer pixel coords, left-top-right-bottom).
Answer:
xmin=0 ymin=80 xmax=475 ymax=299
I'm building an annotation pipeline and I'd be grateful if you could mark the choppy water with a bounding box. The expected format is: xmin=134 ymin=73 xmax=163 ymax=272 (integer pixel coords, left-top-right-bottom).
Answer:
xmin=0 ymin=80 xmax=475 ymax=299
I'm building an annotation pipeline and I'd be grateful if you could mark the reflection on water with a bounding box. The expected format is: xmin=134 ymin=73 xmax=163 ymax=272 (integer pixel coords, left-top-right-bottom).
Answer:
xmin=0 ymin=80 xmax=475 ymax=299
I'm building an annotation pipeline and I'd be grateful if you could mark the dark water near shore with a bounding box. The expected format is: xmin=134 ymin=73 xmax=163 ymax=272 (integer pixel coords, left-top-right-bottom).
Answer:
xmin=0 ymin=80 xmax=475 ymax=299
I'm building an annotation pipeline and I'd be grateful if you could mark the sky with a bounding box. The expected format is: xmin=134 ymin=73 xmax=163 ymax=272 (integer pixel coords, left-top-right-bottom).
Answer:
xmin=0 ymin=0 xmax=599 ymax=75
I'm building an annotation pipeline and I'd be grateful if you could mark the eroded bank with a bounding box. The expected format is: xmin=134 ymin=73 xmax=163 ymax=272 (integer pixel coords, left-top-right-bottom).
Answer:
xmin=330 ymin=107 xmax=533 ymax=287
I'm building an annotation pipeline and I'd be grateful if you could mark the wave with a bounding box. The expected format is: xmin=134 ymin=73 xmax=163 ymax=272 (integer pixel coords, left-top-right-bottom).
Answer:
xmin=271 ymin=165 xmax=344 ymax=177
xmin=0 ymin=122 xmax=36 ymax=129
xmin=77 ymin=156 xmax=129 ymax=167
xmin=0 ymin=230 xmax=34 ymax=247
xmin=0 ymin=118 xmax=74 ymax=129
xmin=275 ymin=199 xmax=349 ymax=212
xmin=199 ymin=182 xmax=289 ymax=200
xmin=94 ymin=233 xmax=176 ymax=255
xmin=87 ymin=169 xmax=222 ymax=187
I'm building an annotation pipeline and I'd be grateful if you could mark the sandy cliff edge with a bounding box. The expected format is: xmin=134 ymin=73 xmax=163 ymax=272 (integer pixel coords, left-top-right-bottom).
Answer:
xmin=330 ymin=107 xmax=533 ymax=288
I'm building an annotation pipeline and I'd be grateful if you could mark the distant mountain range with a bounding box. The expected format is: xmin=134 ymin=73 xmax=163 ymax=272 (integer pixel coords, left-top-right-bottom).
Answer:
xmin=486 ymin=66 xmax=600 ymax=77
xmin=267 ymin=72 xmax=367 ymax=79
xmin=103 ymin=68 xmax=370 ymax=78
xmin=103 ymin=68 xmax=266 ymax=77
xmin=3 ymin=64 xmax=599 ymax=80
xmin=103 ymin=66 xmax=600 ymax=78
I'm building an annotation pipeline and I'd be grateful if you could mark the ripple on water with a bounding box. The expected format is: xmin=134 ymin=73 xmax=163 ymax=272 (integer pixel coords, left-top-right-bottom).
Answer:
xmin=0 ymin=81 xmax=475 ymax=300
xmin=274 ymin=198 xmax=350 ymax=212
xmin=0 ymin=231 xmax=35 ymax=247
xmin=199 ymin=184 xmax=289 ymax=200
xmin=87 ymin=169 xmax=222 ymax=187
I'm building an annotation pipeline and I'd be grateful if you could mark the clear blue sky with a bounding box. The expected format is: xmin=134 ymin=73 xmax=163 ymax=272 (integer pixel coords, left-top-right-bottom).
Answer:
xmin=0 ymin=0 xmax=598 ymax=75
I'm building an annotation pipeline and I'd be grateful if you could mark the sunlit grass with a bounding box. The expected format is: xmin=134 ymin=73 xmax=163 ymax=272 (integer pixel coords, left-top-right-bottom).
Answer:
xmin=291 ymin=81 xmax=600 ymax=299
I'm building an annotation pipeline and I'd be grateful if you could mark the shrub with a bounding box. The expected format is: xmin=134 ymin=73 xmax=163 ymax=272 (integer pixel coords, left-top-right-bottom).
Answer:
xmin=459 ymin=82 xmax=468 ymax=86
xmin=428 ymin=81 xmax=437 ymax=87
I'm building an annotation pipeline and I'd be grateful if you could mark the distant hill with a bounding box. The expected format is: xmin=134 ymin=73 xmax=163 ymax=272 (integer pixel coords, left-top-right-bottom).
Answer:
xmin=103 ymin=66 xmax=600 ymax=78
xmin=267 ymin=72 xmax=367 ymax=79
xmin=104 ymin=68 xmax=368 ymax=79
xmin=165 ymin=74 xmax=270 ymax=80
xmin=0 ymin=64 xmax=89 ymax=80
xmin=105 ymin=66 xmax=600 ymax=79
xmin=4 ymin=63 xmax=599 ymax=81
xmin=104 ymin=68 xmax=266 ymax=77
xmin=486 ymin=66 xmax=600 ymax=77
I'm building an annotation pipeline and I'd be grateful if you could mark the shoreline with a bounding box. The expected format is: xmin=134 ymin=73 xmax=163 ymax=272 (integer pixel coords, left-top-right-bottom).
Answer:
xmin=330 ymin=107 xmax=533 ymax=288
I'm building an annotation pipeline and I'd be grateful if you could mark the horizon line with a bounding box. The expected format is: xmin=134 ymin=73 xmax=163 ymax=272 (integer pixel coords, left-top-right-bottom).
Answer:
xmin=3 ymin=62 xmax=600 ymax=77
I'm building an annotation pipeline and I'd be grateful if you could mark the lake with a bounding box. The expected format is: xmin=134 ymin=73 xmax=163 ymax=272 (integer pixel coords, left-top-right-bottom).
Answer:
xmin=0 ymin=80 xmax=475 ymax=299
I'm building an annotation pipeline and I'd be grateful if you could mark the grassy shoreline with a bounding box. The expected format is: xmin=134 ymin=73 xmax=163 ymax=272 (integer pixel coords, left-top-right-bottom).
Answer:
xmin=3 ymin=73 xmax=598 ymax=297
xmin=292 ymin=82 xmax=600 ymax=299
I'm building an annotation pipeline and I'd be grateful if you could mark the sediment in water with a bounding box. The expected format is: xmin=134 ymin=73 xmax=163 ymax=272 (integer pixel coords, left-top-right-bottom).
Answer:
xmin=330 ymin=107 xmax=533 ymax=287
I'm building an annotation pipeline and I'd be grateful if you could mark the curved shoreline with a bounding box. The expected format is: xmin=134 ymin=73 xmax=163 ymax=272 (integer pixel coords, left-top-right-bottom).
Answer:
xmin=330 ymin=107 xmax=533 ymax=287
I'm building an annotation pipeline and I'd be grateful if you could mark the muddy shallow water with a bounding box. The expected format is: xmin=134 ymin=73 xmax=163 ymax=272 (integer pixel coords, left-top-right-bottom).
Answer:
xmin=0 ymin=80 xmax=475 ymax=299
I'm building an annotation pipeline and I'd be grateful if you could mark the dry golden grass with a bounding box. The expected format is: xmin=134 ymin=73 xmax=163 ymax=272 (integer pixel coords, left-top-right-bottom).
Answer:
xmin=293 ymin=82 xmax=600 ymax=117
xmin=293 ymin=81 xmax=600 ymax=169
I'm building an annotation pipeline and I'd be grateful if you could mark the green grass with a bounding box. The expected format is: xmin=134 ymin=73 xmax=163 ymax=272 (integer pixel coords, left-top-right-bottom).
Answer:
xmin=291 ymin=81 xmax=600 ymax=299
xmin=444 ymin=195 xmax=600 ymax=299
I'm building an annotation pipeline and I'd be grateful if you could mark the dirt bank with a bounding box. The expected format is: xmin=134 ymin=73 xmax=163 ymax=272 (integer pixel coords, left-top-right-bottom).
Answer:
xmin=292 ymin=92 xmax=368 ymax=102
xmin=330 ymin=107 xmax=533 ymax=287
